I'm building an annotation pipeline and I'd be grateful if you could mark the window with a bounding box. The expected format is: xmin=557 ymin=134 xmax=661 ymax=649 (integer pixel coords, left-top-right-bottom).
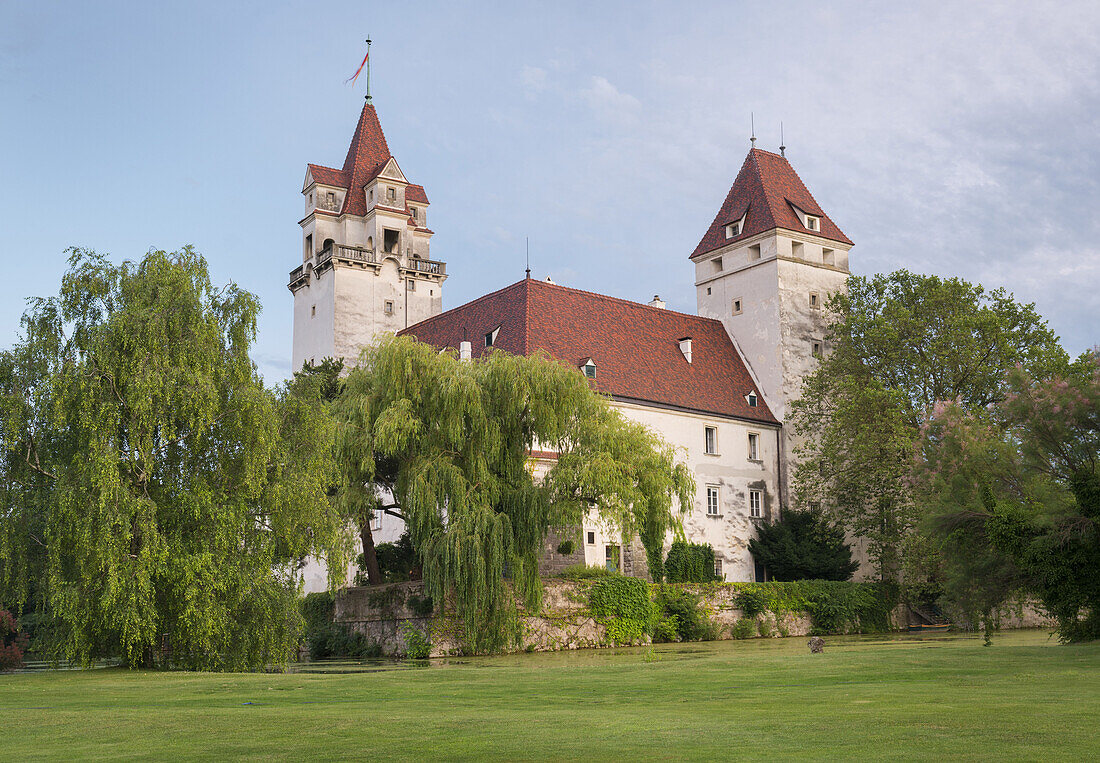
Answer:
xmin=407 ymin=279 xmax=416 ymax=292
xmin=706 ymin=287 xmax=712 ymax=295
xmin=711 ymin=256 xmax=723 ymax=274
xmin=791 ymin=241 xmax=804 ymax=259
xmin=749 ymin=244 xmax=761 ymax=261
xmin=732 ymin=298 xmax=743 ymax=315
xmin=410 ymin=207 xmax=418 ymax=220
xmin=605 ymin=545 xmax=620 ymax=572
xmin=326 ymin=191 xmax=335 ymax=206
xmin=587 ymin=531 xmax=595 ymax=545
xmin=725 ymin=222 xmax=740 ymax=238
xmin=809 ymin=292 xmax=820 ymax=309
xmin=583 ymin=361 xmax=596 ymax=378
xmin=387 ymin=187 xmax=396 ymax=201
xmin=704 ymin=426 xmax=718 ymax=455
xmin=822 ymin=248 xmax=835 ymax=266
xmin=747 ymin=392 xmax=758 ymax=407
xmin=812 ymin=341 xmax=823 ymax=357
xmin=805 ymin=215 xmax=819 ymax=231
xmin=384 ymin=300 xmax=394 ymax=316
xmin=754 ymin=559 xmax=768 ymax=583
xmin=706 ymin=486 xmax=720 ymax=516
xmin=371 ymin=512 xmax=382 ymax=531
xmin=369 ymin=189 xmax=373 ymax=202
xmin=308 ymin=192 xmax=312 ymax=204
xmin=714 ymin=557 xmax=724 ymax=578
xmin=310 ymin=305 xmax=316 ymax=317
xmin=749 ymin=489 xmax=763 ymax=518
xmin=485 ymin=326 xmax=500 ymax=347
xmin=383 ymin=228 xmax=399 ymax=253
xmin=748 ymin=432 xmax=759 ymax=460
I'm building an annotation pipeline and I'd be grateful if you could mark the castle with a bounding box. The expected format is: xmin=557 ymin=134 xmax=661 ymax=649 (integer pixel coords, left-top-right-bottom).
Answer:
xmin=290 ymin=96 xmax=854 ymax=588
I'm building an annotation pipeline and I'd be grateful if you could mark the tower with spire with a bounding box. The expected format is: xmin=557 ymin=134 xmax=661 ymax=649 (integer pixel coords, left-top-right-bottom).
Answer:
xmin=691 ymin=146 xmax=853 ymax=506
xmin=288 ymin=96 xmax=446 ymax=371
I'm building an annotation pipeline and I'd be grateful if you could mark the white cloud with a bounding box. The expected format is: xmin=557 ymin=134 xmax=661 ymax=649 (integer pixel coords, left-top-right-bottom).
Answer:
xmin=579 ymin=76 xmax=640 ymax=123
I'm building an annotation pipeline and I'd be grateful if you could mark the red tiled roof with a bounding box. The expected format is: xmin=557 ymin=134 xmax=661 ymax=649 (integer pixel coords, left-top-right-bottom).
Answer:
xmin=306 ymin=163 xmax=347 ymax=188
xmin=305 ymin=102 xmax=431 ymax=217
xmin=691 ymin=148 xmax=852 ymax=259
xmin=399 ymin=279 xmax=777 ymax=424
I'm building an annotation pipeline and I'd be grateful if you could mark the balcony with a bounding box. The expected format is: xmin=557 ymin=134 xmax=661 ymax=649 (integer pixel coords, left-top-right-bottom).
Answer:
xmin=289 ymin=244 xmax=446 ymax=289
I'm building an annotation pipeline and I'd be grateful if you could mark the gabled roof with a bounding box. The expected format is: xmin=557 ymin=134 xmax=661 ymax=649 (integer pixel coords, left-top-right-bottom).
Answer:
xmin=691 ymin=148 xmax=852 ymax=259
xmin=305 ymin=163 xmax=346 ymax=189
xmin=406 ymin=184 xmax=429 ymax=204
xmin=399 ymin=279 xmax=777 ymax=425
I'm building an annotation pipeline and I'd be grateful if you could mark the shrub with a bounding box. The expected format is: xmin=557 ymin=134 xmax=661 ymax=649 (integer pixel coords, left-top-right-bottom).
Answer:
xmin=589 ymin=576 xmax=656 ymax=645
xmin=652 ymin=615 xmax=681 ymax=643
xmin=371 ymin=532 xmax=418 ymax=583
xmin=735 ymin=587 xmax=770 ymax=617
xmin=407 ymin=594 xmax=434 ymax=618
xmin=747 ymin=508 xmax=859 ymax=581
xmin=403 ymin=626 xmax=431 ymax=659
xmin=0 ymin=610 xmax=29 ymax=671
xmin=557 ymin=563 xmax=618 ymax=580
xmin=653 ymin=586 xmax=713 ymax=642
xmin=664 ymin=542 xmax=719 ymax=584
xmin=731 ymin=617 xmax=756 ymax=639
xmin=556 ymin=540 xmax=575 ymax=555
xmin=757 ymin=618 xmax=774 ymax=638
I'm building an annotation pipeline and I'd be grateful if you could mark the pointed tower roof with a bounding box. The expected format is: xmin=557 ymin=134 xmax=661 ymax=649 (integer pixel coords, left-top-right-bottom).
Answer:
xmin=338 ymin=101 xmax=392 ymax=215
xmin=691 ymin=148 xmax=852 ymax=259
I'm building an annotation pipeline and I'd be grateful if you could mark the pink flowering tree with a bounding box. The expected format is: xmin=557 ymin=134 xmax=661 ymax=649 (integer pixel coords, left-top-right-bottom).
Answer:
xmin=917 ymin=350 xmax=1100 ymax=641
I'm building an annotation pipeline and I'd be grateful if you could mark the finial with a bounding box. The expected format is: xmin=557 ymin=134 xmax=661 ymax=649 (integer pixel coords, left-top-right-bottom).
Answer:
xmin=750 ymin=112 xmax=756 ymax=148
xmin=780 ymin=122 xmax=786 ymax=157
xmin=525 ymin=237 xmax=531 ymax=279
xmin=365 ymin=37 xmax=372 ymax=103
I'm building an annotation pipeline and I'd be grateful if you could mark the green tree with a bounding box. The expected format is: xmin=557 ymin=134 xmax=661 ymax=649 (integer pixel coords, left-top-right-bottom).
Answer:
xmin=917 ymin=353 xmax=1100 ymax=641
xmin=333 ymin=336 xmax=694 ymax=653
xmin=663 ymin=541 xmax=719 ymax=584
xmin=790 ymin=270 xmax=1067 ymax=580
xmin=0 ymin=248 xmax=351 ymax=669
xmin=747 ymin=508 xmax=859 ymax=581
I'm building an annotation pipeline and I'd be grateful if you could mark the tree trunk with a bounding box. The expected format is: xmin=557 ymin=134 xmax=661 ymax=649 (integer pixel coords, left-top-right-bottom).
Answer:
xmin=359 ymin=519 xmax=383 ymax=585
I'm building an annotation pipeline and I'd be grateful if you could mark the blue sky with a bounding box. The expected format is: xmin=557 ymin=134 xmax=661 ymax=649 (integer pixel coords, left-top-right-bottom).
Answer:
xmin=2 ymin=1 xmax=1098 ymax=381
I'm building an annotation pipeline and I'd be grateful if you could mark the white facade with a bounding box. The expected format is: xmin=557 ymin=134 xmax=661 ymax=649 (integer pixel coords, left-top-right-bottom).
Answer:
xmin=290 ymin=162 xmax=446 ymax=371
xmin=694 ymin=228 xmax=851 ymax=505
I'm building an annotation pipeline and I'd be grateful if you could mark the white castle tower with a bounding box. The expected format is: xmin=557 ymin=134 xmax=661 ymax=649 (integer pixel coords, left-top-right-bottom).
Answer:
xmin=691 ymin=147 xmax=853 ymax=505
xmin=289 ymin=93 xmax=447 ymax=371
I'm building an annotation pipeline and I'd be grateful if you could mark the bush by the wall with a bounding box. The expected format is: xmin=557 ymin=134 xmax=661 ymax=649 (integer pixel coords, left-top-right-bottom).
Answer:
xmin=588 ymin=576 xmax=656 ymax=645
xmin=654 ymin=586 xmax=719 ymax=642
xmin=0 ymin=610 xmax=29 ymax=670
xmin=735 ymin=587 xmax=770 ymax=617
xmin=664 ymin=542 xmax=720 ymax=584
xmin=731 ymin=617 xmax=756 ymax=639
xmin=556 ymin=564 xmax=618 ymax=580
xmin=403 ymin=626 xmax=431 ymax=659
xmin=724 ymin=581 xmax=898 ymax=635
xmin=556 ymin=540 xmax=575 ymax=555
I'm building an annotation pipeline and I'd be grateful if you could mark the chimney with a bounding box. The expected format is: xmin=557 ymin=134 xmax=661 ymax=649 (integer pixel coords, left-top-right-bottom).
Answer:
xmin=649 ymin=294 xmax=666 ymax=309
xmin=679 ymin=337 xmax=692 ymax=363
xmin=459 ymin=341 xmax=472 ymax=361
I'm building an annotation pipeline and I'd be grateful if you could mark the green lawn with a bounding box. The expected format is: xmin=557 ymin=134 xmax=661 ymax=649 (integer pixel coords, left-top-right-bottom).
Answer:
xmin=2 ymin=630 xmax=1098 ymax=760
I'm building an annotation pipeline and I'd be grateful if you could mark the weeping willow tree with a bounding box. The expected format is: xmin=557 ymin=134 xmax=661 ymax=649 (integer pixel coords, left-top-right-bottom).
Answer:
xmin=334 ymin=337 xmax=694 ymax=653
xmin=0 ymin=248 xmax=352 ymax=669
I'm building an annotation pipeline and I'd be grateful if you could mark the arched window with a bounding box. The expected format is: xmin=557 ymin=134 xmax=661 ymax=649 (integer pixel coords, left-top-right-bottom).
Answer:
xmin=322 ymin=238 xmax=335 ymax=254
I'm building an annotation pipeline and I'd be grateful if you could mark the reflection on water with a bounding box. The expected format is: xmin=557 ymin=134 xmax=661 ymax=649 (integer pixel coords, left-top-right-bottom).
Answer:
xmin=287 ymin=630 xmax=992 ymax=675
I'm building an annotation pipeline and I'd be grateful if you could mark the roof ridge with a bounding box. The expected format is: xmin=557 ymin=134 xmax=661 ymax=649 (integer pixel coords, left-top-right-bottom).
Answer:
xmin=528 ymin=278 xmax=726 ymax=328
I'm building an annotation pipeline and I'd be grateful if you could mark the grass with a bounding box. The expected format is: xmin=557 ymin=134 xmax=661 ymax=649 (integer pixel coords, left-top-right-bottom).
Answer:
xmin=2 ymin=630 xmax=1098 ymax=760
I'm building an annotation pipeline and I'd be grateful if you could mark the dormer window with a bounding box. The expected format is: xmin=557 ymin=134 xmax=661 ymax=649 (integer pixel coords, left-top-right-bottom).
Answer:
xmin=410 ymin=207 xmax=418 ymax=220
xmin=581 ymin=358 xmax=596 ymax=378
xmin=485 ymin=326 xmax=500 ymax=347
xmin=805 ymin=215 xmax=819 ymax=231
xmin=326 ymin=191 xmax=335 ymax=206
xmin=679 ymin=338 xmax=693 ymax=364
xmin=724 ymin=213 xmax=746 ymax=239
xmin=747 ymin=391 xmax=758 ymax=407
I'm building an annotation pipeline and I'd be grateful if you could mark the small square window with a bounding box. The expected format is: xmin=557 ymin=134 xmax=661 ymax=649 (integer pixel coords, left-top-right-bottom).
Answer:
xmin=310 ymin=305 xmax=316 ymax=317
xmin=707 ymin=486 xmax=720 ymax=516
xmin=749 ymin=244 xmax=761 ymax=261
xmin=308 ymin=193 xmax=312 ymax=204
xmin=407 ymin=280 xmax=416 ymax=292
xmin=387 ymin=187 xmax=396 ymax=200
xmin=805 ymin=215 xmax=819 ymax=231
xmin=369 ymin=189 xmax=373 ymax=201
xmin=587 ymin=531 xmax=595 ymax=545
xmin=732 ymin=298 xmax=743 ymax=315
xmin=810 ymin=292 xmax=820 ymax=308
xmin=749 ymin=490 xmax=763 ymax=519
xmin=410 ymin=207 xmax=418 ymax=220
xmin=706 ymin=287 xmax=712 ymax=296
xmin=714 ymin=557 xmax=723 ymax=578
xmin=327 ymin=191 xmax=335 ymax=205
xmin=484 ymin=326 xmax=500 ymax=348
xmin=724 ymin=221 xmax=740 ymax=238
xmin=812 ymin=341 xmax=823 ymax=357
xmin=748 ymin=432 xmax=759 ymax=461
xmin=583 ymin=362 xmax=596 ymax=378
xmin=705 ymin=426 xmax=718 ymax=455
xmin=747 ymin=392 xmax=758 ymax=407
xmin=384 ymin=300 xmax=394 ymax=316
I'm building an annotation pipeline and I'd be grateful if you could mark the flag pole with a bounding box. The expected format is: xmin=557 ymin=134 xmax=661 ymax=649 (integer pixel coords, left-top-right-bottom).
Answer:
xmin=365 ymin=37 xmax=372 ymax=103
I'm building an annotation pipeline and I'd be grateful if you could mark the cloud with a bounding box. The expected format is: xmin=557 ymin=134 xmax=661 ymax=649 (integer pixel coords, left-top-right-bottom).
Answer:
xmin=579 ymin=76 xmax=640 ymax=123
xmin=519 ymin=65 xmax=548 ymax=95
